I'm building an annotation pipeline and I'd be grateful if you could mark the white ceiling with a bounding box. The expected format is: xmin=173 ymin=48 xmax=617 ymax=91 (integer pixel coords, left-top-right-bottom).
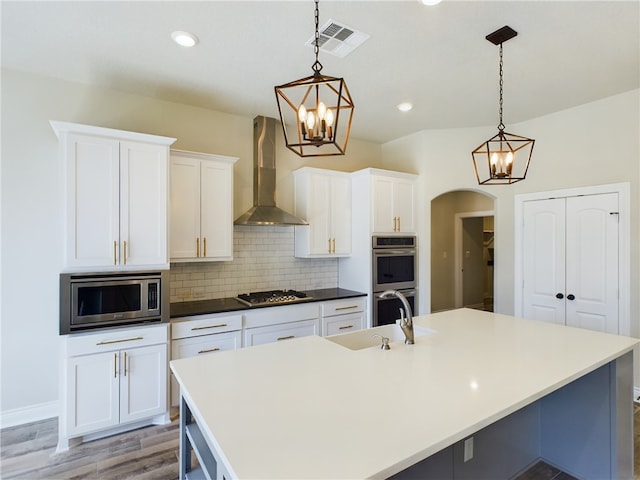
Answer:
xmin=2 ymin=0 xmax=638 ymax=144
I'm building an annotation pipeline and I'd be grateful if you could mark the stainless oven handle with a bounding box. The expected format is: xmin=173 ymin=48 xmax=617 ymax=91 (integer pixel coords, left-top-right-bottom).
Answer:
xmin=373 ymin=249 xmax=416 ymax=255
xmin=376 ymin=290 xmax=417 ymax=299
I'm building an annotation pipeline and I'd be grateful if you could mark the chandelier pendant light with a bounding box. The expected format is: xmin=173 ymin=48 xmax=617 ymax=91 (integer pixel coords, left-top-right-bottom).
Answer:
xmin=275 ymin=0 xmax=354 ymax=157
xmin=472 ymin=26 xmax=535 ymax=185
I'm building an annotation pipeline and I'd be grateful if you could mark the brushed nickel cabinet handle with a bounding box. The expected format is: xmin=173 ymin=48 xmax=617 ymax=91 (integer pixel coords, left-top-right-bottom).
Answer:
xmin=203 ymin=237 xmax=207 ymax=257
xmin=338 ymin=324 xmax=354 ymax=330
xmin=192 ymin=323 xmax=228 ymax=331
xmin=114 ymin=241 xmax=117 ymax=265
xmin=196 ymin=238 xmax=200 ymax=257
xmin=335 ymin=305 xmax=358 ymax=311
xmin=332 ymin=238 xmax=336 ymax=253
xmin=114 ymin=352 xmax=117 ymax=378
xmin=328 ymin=238 xmax=332 ymax=253
xmin=124 ymin=351 xmax=128 ymax=376
xmin=277 ymin=335 xmax=295 ymax=341
xmin=198 ymin=347 xmax=221 ymax=354
xmin=96 ymin=336 xmax=143 ymax=346
xmin=123 ymin=240 xmax=127 ymax=265
xmin=397 ymin=217 xmax=401 ymax=232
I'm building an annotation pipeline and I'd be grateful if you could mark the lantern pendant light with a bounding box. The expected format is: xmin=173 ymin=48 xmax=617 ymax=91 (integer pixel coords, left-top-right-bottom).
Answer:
xmin=472 ymin=26 xmax=534 ymax=185
xmin=275 ymin=0 xmax=354 ymax=157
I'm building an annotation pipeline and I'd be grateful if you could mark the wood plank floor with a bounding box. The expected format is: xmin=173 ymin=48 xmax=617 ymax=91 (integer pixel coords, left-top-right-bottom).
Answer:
xmin=2 ymin=404 xmax=640 ymax=479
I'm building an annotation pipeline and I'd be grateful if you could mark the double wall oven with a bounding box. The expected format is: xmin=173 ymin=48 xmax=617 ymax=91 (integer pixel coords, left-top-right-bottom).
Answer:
xmin=372 ymin=236 xmax=417 ymax=326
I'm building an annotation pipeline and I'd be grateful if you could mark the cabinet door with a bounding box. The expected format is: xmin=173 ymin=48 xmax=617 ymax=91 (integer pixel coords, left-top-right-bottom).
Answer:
xmin=308 ymin=174 xmax=333 ymax=254
xmin=66 ymin=351 xmax=119 ymax=436
xmin=119 ymin=344 xmax=168 ymax=424
xmin=120 ymin=141 xmax=169 ymax=267
xmin=330 ymin=175 xmax=352 ymax=255
xmin=244 ymin=319 xmax=319 ymax=347
xmin=394 ymin=178 xmax=416 ymax=233
xmin=65 ymin=134 xmax=120 ymax=268
xmin=565 ymin=193 xmax=619 ymax=333
xmin=372 ymin=176 xmax=395 ymax=233
xmin=522 ymin=198 xmax=566 ymax=325
xmin=201 ymin=160 xmax=233 ymax=259
xmin=170 ymin=157 xmax=201 ymax=259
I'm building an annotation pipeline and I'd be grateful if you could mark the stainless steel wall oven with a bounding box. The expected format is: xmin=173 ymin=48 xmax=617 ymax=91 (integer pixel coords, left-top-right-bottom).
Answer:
xmin=60 ymin=270 xmax=169 ymax=334
xmin=372 ymin=236 xmax=417 ymax=326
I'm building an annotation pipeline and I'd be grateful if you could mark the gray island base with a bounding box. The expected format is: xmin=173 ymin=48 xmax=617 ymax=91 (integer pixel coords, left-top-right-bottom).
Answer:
xmin=170 ymin=309 xmax=637 ymax=479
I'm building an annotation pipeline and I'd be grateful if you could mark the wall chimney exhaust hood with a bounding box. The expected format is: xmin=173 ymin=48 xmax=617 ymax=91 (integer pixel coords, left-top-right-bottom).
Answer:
xmin=234 ymin=116 xmax=308 ymax=226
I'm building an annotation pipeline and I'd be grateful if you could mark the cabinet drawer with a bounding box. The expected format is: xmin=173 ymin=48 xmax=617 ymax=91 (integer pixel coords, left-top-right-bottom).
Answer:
xmin=64 ymin=324 xmax=168 ymax=357
xmin=171 ymin=331 xmax=242 ymax=359
xmin=323 ymin=312 xmax=365 ymax=337
xmin=244 ymin=303 xmax=319 ymax=329
xmin=244 ymin=319 xmax=319 ymax=347
xmin=171 ymin=314 xmax=242 ymax=340
xmin=322 ymin=297 xmax=366 ymax=317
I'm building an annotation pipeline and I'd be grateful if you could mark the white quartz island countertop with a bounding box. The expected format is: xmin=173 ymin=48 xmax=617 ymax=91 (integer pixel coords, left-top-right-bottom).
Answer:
xmin=170 ymin=308 xmax=639 ymax=479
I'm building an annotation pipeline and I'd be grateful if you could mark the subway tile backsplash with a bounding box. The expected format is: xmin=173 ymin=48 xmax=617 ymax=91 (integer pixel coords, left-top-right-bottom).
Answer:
xmin=170 ymin=226 xmax=338 ymax=302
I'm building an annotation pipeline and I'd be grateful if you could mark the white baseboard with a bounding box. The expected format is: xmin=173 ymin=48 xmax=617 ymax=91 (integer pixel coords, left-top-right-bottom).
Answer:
xmin=0 ymin=401 xmax=58 ymax=429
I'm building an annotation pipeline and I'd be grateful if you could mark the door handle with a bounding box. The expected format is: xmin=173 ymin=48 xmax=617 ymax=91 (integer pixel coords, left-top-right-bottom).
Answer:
xmin=567 ymin=294 xmax=576 ymax=301
xmin=555 ymin=293 xmax=564 ymax=299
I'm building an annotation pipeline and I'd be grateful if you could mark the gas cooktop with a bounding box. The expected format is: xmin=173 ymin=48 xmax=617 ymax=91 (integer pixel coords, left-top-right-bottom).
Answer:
xmin=236 ymin=290 xmax=313 ymax=307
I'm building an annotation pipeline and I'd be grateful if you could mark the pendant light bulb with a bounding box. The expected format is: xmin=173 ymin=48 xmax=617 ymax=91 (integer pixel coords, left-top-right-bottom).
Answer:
xmin=298 ymin=105 xmax=307 ymax=123
xmin=306 ymin=112 xmax=315 ymax=131
xmin=318 ymin=102 xmax=326 ymax=121
xmin=325 ymin=109 xmax=334 ymax=127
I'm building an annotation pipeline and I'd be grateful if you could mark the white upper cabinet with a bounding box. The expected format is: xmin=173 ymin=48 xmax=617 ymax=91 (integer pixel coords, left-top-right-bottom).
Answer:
xmin=293 ymin=167 xmax=352 ymax=257
xmin=371 ymin=173 xmax=416 ymax=234
xmin=170 ymin=150 xmax=238 ymax=262
xmin=51 ymin=121 xmax=176 ymax=271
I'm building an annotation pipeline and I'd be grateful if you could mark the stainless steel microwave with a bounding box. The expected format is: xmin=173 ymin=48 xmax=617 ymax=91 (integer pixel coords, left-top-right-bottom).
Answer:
xmin=60 ymin=271 xmax=169 ymax=334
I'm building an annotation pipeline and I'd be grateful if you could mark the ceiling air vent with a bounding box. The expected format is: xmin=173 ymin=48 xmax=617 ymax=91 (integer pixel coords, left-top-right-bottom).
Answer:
xmin=305 ymin=19 xmax=370 ymax=58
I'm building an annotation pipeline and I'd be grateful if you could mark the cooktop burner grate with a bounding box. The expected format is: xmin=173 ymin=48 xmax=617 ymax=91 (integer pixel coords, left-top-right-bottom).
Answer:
xmin=236 ymin=289 xmax=312 ymax=307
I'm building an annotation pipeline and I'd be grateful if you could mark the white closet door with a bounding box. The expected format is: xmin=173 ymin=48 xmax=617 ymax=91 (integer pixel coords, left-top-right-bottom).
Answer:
xmin=522 ymin=198 xmax=566 ymax=325
xmin=565 ymin=193 xmax=619 ymax=333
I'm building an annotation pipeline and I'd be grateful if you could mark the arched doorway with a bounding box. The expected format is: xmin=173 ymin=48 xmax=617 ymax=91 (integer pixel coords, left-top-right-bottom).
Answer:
xmin=430 ymin=190 xmax=495 ymax=313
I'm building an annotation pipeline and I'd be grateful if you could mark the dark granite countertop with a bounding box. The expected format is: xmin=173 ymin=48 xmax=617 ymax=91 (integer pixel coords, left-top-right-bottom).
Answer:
xmin=170 ymin=288 xmax=367 ymax=319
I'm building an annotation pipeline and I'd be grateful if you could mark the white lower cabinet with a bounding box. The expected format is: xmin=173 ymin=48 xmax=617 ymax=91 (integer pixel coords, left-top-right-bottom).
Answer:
xmin=58 ymin=325 xmax=169 ymax=451
xmin=321 ymin=297 xmax=366 ymax=336
xmin=170 ymin=314 xmax=242 ymax=406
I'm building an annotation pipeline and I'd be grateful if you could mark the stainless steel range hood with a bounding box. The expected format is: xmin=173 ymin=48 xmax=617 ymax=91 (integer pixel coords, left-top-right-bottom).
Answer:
xmin=234 ymin=116 xmax=308 ymax=226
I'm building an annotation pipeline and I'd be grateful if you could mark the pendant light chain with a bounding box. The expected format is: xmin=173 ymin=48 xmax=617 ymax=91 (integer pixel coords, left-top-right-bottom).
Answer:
xmin=498 ymin=43 xmax=505 ymax=131
xmin=312 ymin=0 xmax=323 ymax=74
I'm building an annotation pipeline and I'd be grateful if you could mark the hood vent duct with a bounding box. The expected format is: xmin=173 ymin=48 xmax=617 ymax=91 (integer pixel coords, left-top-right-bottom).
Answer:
xmin=234 ymin=116 xmax=308 ymax=226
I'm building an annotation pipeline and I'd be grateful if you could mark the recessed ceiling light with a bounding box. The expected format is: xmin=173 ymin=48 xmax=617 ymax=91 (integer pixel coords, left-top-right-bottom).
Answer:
xmin=420 ymin=0 xmax=443 ymax=5
xmin=397 ymin=102 xmax=413 ymax=112
xmin=171 ymin=31 xmax=198 ymax=48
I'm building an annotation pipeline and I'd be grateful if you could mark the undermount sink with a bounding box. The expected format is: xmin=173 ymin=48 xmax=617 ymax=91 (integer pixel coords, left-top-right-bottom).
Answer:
xmin=326 ymin=323 xmax=435 ymax=350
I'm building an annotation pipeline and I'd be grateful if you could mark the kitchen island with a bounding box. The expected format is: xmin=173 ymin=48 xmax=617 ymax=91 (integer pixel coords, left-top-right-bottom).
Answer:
xmin=170 ymin=308 xmax=638 ymax=479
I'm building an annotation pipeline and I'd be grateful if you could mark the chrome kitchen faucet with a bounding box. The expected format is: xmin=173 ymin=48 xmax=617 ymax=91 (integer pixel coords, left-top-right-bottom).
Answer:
xmin=379 ymin=290 xmax=414 ymax=344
